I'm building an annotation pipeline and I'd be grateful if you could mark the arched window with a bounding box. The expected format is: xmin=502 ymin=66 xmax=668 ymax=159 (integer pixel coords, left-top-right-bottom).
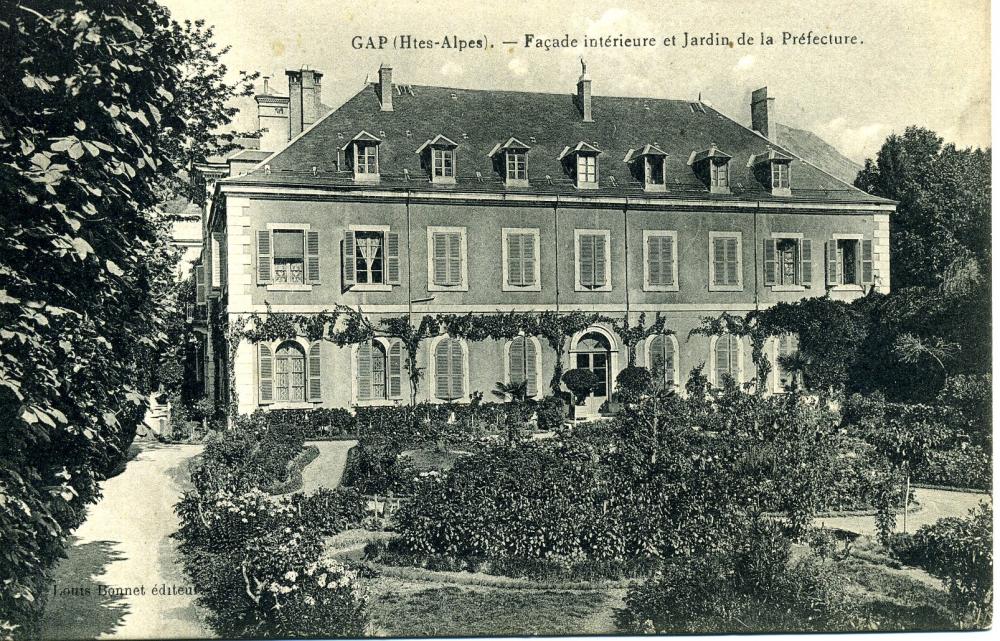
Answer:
xmin=647 ymin=334 xmax=678 ymax=388
xmin=713 ymin=334 xmax=741 ymax=385
xmin=507 ymin=336 xmax=539 ymax=398
xmin=434 ymin=337 xmax=465 ymax=401
xmin=274 ymin=341 xmax=305 ymax=402
xmin=357 ymin=339 xmax=404 ymax=402
xmin=573 ymin=331 xmax=613 ymax=399
xmin=771 ymin=333 xmax=800 ymax=393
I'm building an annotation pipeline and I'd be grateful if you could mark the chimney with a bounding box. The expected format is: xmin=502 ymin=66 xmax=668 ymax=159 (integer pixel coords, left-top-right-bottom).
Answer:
xmin=576 ymin=59 xmax=592 ymax=122
xmin=286 ymin=67 xmax=324 ymax=140
xmin=378 ymin=64 xmax=393 ymax=112
xmin=255 ymin=76 xmax=290 ymax=152
xmin=751 ymin=86 xmax=777 ymax=141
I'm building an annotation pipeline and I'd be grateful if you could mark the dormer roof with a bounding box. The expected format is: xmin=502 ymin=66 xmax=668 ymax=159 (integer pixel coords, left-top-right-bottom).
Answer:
xmin=748 ymin=146 xmax=794 ymax=166
xmin=688 ymin=145 xmax=732 ymax=166
xmin=340 ymin=130 xmax=381 ymax=151
xmin=415 ymin=134 xmax=459 ymax=154
xmin=487 ymin=137 xmax=531 ymax=157
xmin=623 ymin=144 xmax=668 ymax=163
xmin=557 ymin=141 xmax=602 ymax=160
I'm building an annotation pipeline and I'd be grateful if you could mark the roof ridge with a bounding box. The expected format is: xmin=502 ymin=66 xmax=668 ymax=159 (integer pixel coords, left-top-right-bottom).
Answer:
xmin=377 ymin=81 xmax=699 ymax=104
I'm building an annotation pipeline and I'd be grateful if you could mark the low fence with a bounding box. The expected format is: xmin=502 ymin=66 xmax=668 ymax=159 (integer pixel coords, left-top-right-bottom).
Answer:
xmin=362 ymin=493 xmax=413 ymax=528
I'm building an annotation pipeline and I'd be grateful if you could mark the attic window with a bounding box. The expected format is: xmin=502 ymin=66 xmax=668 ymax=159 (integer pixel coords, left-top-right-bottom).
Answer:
xmin=711 ymin=160 xmax=729 ymax=190
xmin=507 ymin=150 xmax=527 ymax=182
xmin=558 ymin=142 xmax=601 ymax=190
xmin=416 ymin=135 xmax=458 ymax=184
xmin=750 ymin=147 xmax=793 ymax=196
xmin=625 ymin=144 xmax=668 ymax=192
xmin=343 ymin=131 xmax=382 ymax=182
xmin=489 ymin=137 xmax=531 ymax=187
xmin=689 ymin=144 xmax=732 ymax=194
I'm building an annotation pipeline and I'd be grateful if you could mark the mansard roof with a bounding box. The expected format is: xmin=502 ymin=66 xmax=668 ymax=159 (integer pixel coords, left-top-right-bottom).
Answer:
xmin=226 ymin=81 xmax=892 ymax=205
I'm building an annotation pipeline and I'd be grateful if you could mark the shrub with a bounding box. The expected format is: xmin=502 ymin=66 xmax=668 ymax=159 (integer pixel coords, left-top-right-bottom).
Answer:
xmin=562 ymin=369 xmax=598 ymax=405
xmin=914 ymin=446 xmax=991 ymax=490
xmin=615 ymin=366 xmax=652 ymax=405
xmin=292 ymin=488 xmax=365 ymax=537
xmin=535 ymin=395 xmax=566 ymax=432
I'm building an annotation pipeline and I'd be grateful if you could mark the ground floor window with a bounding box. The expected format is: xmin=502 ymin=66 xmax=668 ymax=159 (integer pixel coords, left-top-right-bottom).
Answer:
xmin=274 ymin=341 xmax=305 ymax=402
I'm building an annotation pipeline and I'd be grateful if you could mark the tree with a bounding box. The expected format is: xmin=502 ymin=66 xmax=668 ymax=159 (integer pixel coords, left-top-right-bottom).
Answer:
xmin=0 ymin=2 xmax=253 ymax=632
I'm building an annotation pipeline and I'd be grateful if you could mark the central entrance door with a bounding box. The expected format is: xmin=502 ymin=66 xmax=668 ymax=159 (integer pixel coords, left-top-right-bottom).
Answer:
xmin=574 ymin=332 xmax=612 ymax=407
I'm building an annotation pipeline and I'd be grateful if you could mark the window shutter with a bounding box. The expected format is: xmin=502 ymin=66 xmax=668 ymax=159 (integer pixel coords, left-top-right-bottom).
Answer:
xmin=259 ymin=344 xmax=273 ymax=404
xmin=661 ymin=236 xmax=674 ymax=286
xmin=450 ymin=339 xmax=464 ymax=400
xmin=860 ymin=239 xmax=874 ymax=284
xmin=712 ymin=238 xmax=725 ymax=286
xmin=826 ymin=241 xmax=839 ymax=286
xmin=524 ymin=338 xmax=537 ymax=397
xmin=800 ymin=239 xmax=812 ymax=286
xmin=715 ymin=336 xmax=732 ymax=381
xmin=763 ymin=239 xmax=777 ymax=286
xmin=507 ymin=233 xmax=523 ymax=287
xmin=592 ymin=234 xmax=607 ymax=287
xmin=211 ymin=232 xmax=222 ymax=288
xmin=725 ymin=238 xmax=738 ymax=286
xmin=647 ymin=236 xmax=662 ymax=286
xmin=343 ymin=231 xmax=356 ymax=286
xmin=356 ymin=342 xmax=372 ymax=402
xmin=649 ymin=335 xmax=664 ymax=373
xmin=256 ymin=230 xmax=272 ymax=284
xmin=307 ymin=342 xmax=322 ymax=401
xmin=195 ymin=265 xmax=206 ymax=304
xmin=579 ymin=235 xmax=595 ymax=287
xmin=388 ymin=341 xmax=403 ymax=399
xmin=522 ymin=234 xmax=536 ymax=286
xmin=435 ymin=339 xmax=451 ymax=399
xmin=432 ymin=233 xmax=448 ymax=285
xmin=386 ymin=232 xmax=401 ymax=285
xmin=664 ymin=338 xmax=676 ymax=385
xmin=447 ymin=233 xmax=462 ymax=286
xmin=305 ymin=231 xmax=321 ymax=284
xmin=509 ymin=337 xmax=525 ymax=386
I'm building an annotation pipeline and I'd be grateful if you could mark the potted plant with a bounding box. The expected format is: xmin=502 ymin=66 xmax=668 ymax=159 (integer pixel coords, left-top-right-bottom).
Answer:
xmin=562 ymin=368 xmax=599 ymax=420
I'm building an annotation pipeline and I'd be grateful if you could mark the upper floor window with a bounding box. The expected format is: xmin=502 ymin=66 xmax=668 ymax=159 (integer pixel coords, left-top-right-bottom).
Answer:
xmin=489 ymin=137 xmax=530 ymax=186
xmin=417 ymin=135 xmax=458 ymax=184
xmin=506 ymin=150 xmax=527 ymax=182
xmin=712 ymin=334 xmax=742 ymax=386
xmin=624 ymin=144 xmax=668 ymax=192
xmin=502 ymin=227 xmax=541 ymax=291
xmin=750 ymin=147 xmax=793 ymax=196
xmin=643 ymin=230 xmax=678 ymax=291
xmin=356 ymin=339 xmax=404 ymax=403
xmin=711 ymin=160 xmax=729 ymax=190
xmin=273 ymin=230 xmax=305 ymax=284
xmin=826 ymin=237 xmax=873 ymax=287
xmin=708 ymin=231 xmax=742 ymax=291
xmin=771 ymin=162 xmax=789 ymax=190
xmin=256 ymin=227 xmax=321 ymax=289
xmin=427 ymin=226 xmax=468 ymax=291
xmin=559 ymin=142 xmax=601 ymax=189
xmin=690 ymin=144 xmax=732 ymax=194
xmin=342 ymin=131 xmax=381 ymax=181
xmin=343 ymin=227 xmax=400 ymax=290
xmin=434 ymin=148 xmax=455 ymax=178
xmin=764 ymin=236 xmax=813 ymax=289
xmin=433 ymin=337 xmax=466 ymax=401
xmin=574 ymin=229 xmax=611 ymax=292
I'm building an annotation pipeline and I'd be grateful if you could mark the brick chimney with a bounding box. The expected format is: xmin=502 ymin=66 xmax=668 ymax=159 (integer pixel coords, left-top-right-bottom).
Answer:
xmin=378 ymin=64 xmax=393 ymax=112
xmin=255 ymin=76 xmax=290 ymax=152
xmin=286 ymin=67 xmax=324 ymax=139
xmin=576 ymin=59 xmax=592 ymax=122
xmin=751 ymin=87 xmax=776 ymax=142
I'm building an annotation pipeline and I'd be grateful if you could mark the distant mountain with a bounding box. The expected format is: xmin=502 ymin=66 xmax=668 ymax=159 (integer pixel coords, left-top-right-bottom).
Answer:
xmin=777 ymin=124 xmax=863 ymax=186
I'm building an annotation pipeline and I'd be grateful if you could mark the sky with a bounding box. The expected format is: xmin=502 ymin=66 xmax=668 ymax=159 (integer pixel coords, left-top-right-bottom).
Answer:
xmin=160 ymin=0 xmax=990 ymax=163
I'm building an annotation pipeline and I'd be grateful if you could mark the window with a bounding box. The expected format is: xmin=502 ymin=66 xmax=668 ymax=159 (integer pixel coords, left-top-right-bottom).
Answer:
xmin=771 ymin=162 xmax=790 ymax=189
xmin=194 ymin=264 xmax=206 ymax=304
xmin=764 ymin=236 xmax=813 ymax=288
xmin=354 ymin=143 xmax=379 ymax=175
xmin=644 ymin=155 xmax=666 ymax=188
xmin=433 ymin=148 xmax=455 ymax=178
xmin=274 ymin=342 xmax=305 ymax=402
xmin=647 ymin=334 xmax=678 ymax=388
xmin=713 ymin=334 xmax=741 ymax=385
xmin=502 ymin=228 xmax=541 ymax=291
xmin=433 ymin=337 xmax=466 ymax=401
xmin=691 ymin=145 xmax=732 ymax=194
xmin=343 ymin=228 xmax=399 ymax=289
xmin=356 ymin=339 xmax=404 ymax=403
xmin=709 ymin=232 xmax=742 ymax=291
xmin=771 ymin=333 xmax=800 ymax=393
xmin=259 ymin=341 xmax=322 ymax=405
xmin=711 ymin=160 xmax=729 ymax=189
xmin=826 ymin=237 xmax=873 ymax=287
xmin=576 ymin=154 xmax=597 ymax=185
xmin=506 ymin=150 xmax=527 ymax=182
xmin=427 ymin=226 xmax=468 ymax=291
xmin=643 ymin=230 xmax=678 ymax=291
xmin=210 ymin=232 xmax=222 ymax=289
xmin=506 ymin=336 xmax=539 ymax=398
xmin=256 ymin=227 xmax=320 ymax=289
xmin=575 ymin=230 xmax=611 ymax=291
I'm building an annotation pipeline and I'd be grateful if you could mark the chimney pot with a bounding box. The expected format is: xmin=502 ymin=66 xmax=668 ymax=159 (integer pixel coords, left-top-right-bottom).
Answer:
xmin=379 ymin=64 xmax=393 ymax=112
xmin=576 ymin=59 xmax=592 ymax=122
xmin=751 ymin=87 xmax=777 ymax=142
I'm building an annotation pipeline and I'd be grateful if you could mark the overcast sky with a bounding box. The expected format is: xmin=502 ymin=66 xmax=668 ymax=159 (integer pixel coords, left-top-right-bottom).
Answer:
xmin=161 ymin=0 xmax=990 ymax=163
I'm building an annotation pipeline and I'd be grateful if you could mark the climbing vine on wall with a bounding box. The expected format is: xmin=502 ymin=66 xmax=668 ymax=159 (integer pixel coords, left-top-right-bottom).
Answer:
xmin=612 ymin=312 xmax=672 ymax=367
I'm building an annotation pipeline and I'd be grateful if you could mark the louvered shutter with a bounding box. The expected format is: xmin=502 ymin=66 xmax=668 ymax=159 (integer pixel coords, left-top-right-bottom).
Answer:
xmin=356 ymin=342 xmax=372 ymax=402
xmin=524 ymin=338 xmax=537 ymax=397
xmin=800 ymin=239 xmax=812 ymax=286
xmin=343 ymin=231 xmax=356 ymax=286
xmin=507 ymin=233 xmax=523 ymax=287
xmin=259 ymin=344 xmax=274 ymax=404
xmin=663 ymin=337 xmax=676 ymax=385
xmin=432 ymin=233 xmax=448 ymax=285
xmin=256 ymin=230 xmax=272 ymax=284
xmin=593 ymin=234 xmax=607 ymax=287
xmin=725 ymin=238 xmax=738 ymax=286
xmin=307 ymin=342 xmax=322 ymax=401
xmin=712 ymin=238 xmax=725 ymax=286
xmin=447 ymin=233 xmax=462 ymax=286
xmin=522 ymin=234 xmax=536 ymax=286
xmin=647 ymin=236 xmax=662 ymax=286
xmin=715 ymin=336 xmax=731 ymax=381
xmin=826 ymin=241 xmax=839 ymax=286
xmin=661 ymin=236 xmax=674 ymax=286
xmin=860 ymin=239 xmax=874 ymax=284
xmin=306 ymin=231 xmax=321 ymax=284
xmin=386 ymin=232 xmax=401 ymax=285
xmin=211 ymin=232 xmax=222 ymax=288
xmin=450 ymin=339 xmax=464 ymax=400
xmin=195 ymin=265 xmax=206 ymax=303
xmin=434 ymin=340 xmax=451 ymax=399
xmin=509 ymin=337 xmax=526 ymax=386
xmin=763 ymin=239 xmax=777 ymax=286
xmin=388 ymin=341 xmax=403 ymax=399
xmin=579 ymin=235 xmax=595 ymax=287
xmin=649 ymin=335 xmax=664 ymax=374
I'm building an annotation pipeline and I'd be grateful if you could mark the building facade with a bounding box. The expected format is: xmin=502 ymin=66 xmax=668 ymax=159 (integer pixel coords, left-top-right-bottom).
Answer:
xmin=199 ymin=64 xmax=894 ymax=416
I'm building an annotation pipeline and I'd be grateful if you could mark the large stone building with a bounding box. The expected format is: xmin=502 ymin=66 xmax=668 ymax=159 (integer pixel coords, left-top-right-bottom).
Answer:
xmin=197 ymin=64 xmax=894 ymax=417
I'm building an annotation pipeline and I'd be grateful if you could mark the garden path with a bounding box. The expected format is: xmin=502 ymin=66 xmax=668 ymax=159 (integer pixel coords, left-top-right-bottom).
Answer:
xmin=300 ymin=439 xmax=357 ymax=493
xmin=815 ymin=487 xmax=991 ymax=537
xmin=37 ymin=443 xmax=212 ymax=640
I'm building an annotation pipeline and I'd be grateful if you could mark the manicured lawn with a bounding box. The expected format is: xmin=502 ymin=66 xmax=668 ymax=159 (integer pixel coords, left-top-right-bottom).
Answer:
xmin=838 ymin=556 xmax=957 ymax=630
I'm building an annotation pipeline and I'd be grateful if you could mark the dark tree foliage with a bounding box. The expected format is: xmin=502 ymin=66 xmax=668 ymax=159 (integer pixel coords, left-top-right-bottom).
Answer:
xmin=0 ymin=1 xmax=252 ymax=632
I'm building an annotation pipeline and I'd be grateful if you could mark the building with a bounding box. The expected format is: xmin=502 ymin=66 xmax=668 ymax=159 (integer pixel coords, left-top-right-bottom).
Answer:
xmin=199 ymin=64 xmax=894 ymax=417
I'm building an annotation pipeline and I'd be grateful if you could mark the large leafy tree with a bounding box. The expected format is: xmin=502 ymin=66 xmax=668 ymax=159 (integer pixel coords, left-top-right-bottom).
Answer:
xmin=0 ymin=1 xmax=252 ymax=633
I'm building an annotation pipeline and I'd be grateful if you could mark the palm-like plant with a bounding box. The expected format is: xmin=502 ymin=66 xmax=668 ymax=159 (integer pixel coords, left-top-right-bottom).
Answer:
xmin=893 ymin=333 xmax=960 ymax=375
xmin=491 ymin=380 xmax=528 ymax=402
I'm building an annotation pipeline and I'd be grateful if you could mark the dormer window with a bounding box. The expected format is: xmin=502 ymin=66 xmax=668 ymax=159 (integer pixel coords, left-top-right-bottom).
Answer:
xmin=689 ymin=144 xmax=732 ymax=194
xmin=488 ymin=137 xmax=530 ymax=187
xmin=624 ymin=144 xmax=668 ymax=192
xmin=416 ymin=135 xmax=458 ymax=184
xmin=558 ymin=142 xmax=601 ymax=190
xmin=343 ymin=131 xmax=381 ymax=182
xmin=750 ymin=147 xmax=793 ymax=196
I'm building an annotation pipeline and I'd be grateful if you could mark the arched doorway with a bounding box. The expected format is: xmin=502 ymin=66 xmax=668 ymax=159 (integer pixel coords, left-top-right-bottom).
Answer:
xmin=572 ymin=330 xmax=614 ymax=402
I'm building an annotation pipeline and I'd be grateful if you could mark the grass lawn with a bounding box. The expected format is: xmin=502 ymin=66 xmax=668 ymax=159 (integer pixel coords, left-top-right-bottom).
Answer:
xmin=400 ymin=448 xmax=467 ymax=471
xmin=370 ymin=582 xmax=616 ymax=637
xmin=838 ymin=556 xmax=958 ymax=630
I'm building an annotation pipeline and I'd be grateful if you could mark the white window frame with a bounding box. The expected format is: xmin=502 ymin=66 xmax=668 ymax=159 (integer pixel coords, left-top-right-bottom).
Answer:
xmin=353 ymin=142 xmax=380 ymax=181
xmin=644 ymin=333 xmax=680 ymax=389
xmin=431 ymin=147 xmax=456 ymax=184
xmin=501 ymin=227 xmax=541 ymax=292
xmin=708 ymin=231 xmax=743 ymax=292
xmin=259 ymin=336 xmax=314 ymax=410
xmin=709 ymin=334 xmax=744 ymax=386
xmin=427 ymin=335 xmax=471 ymax=403
xmin=348 ymin=224 xmax=392 ymax=292
xmin=503 ymin=334 xmax=543 ymax=399
xmin=711 ymin=160 xmax=730 ymax=189
xmin=771 ymin=162 xmax=791 ymax=191
xmin=350 ymin=337 xmax=404 ymax=407
xmin=505 ymin=150 xmax=528 ymax=186
xmin=265 ymin=222 xmax=313 ymax=292
xmin=769 ymin=231 xmax=806 ymax=292
xmin=643 ymin=155 xmax=667 ymax=191
xmin=768 ymin=334 xmax=800 ymax=394
xmin=574 ymin=228 xmax=612 ymax=293
xmin=642 ymin=230 xmax=679 ymax=292
xmin=426 ymin=226 xmax=469 ymax=292
xmin=830 ymin=233 xmax=865 ymax=291
xmin=575 ymin=153 xmax=598 ymax=189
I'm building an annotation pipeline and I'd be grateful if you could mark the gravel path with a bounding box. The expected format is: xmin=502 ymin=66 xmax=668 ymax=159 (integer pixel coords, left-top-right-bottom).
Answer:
xmin=38 ymin=443 xmax=211 ymax=640
xmin=815 ymin=487 xmax=991 ymax=537
xmin=300 ymin=439 xmax=357 ymax=493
